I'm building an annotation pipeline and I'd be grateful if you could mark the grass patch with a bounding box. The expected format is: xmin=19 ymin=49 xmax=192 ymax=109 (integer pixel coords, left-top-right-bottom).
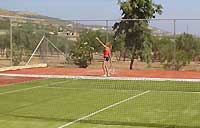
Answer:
xmin=0 ymin=78 xmax=199 ymax=128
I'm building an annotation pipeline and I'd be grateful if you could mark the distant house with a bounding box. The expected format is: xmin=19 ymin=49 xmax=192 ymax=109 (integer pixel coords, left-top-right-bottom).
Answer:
xmin=0 ymin=30 xmax=9 ymax=35
xmin=58 ymin=31 xmax=79 ymax=41
xmin=149 ymin=26 xmax=173 ymax=37
xmin=66 ymin=24 xmax=73 ymax=27
xmin=57 ymin=25 xmax=79 ymax=41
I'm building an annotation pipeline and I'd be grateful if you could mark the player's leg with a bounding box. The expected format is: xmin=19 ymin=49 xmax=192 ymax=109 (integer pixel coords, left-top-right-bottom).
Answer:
xmin=105 ymin=57 xmax=110 ymax=77
xmin=102 ymin=59 xmax=107 ymax=76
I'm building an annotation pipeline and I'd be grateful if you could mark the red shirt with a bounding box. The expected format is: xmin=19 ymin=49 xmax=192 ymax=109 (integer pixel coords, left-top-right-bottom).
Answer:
xmin=103 ymin=47 xmax=110 ymax=57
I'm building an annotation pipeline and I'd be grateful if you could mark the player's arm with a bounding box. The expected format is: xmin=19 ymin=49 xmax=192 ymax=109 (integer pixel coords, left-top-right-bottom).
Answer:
xmin=96 ymin=37 xmax=106 ymax=48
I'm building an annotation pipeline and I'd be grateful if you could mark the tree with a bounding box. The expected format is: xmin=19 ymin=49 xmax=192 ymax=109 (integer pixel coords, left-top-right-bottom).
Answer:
xmin=153 ymin=33 xmax=200 ymax=70
xmin=113 ymin=0 xmax=162 ymax=69
xmin=10 ymin=24 xmax=46 ymax=65
xmin=0 ymin=34 xmax=10 ymax=57
xmin=0 ymin=19 xmax=10 ymax=30
xmin=112 ymin=35 xmax=126 ymax=61
xmin=70 ymin=41 xmax=94 ymax=68
xmin=48 ymin=35 xmax=75 ymax=54
xmin=174 ymin=33 xmax=199 ymax=70
xmin=12 ymin=43 xmax=23 ymax=66
xmin=154 ymin=37 xmax=174 ymax=68
xmin=70 ymin=29 xmax=115 ymax=68
xmin=141 ymin=33 xmax=154 ymax=66
xmin=79 ymin=30 xmax=111 ymax=52
xmin=70 ymin=30 xmax=104 ymax=68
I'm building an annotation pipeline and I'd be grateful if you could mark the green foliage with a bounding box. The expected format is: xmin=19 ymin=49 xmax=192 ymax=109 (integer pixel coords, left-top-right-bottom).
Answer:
xmin=9 ymin=22 xmax=74 ymax=65
xmin=48 ymin=35 xmax=75 ymax=53
xmin=70 ymin=30 xmax=115 ymax=67
xmin=142 ymin=40 xmax=153 ymax=66
xmin=153 ymin=34 xmax=200 ymax=70
xmin=114 ymin=0 xmax=163 ymax=69
xmin=10 ymin=28 xmax=44 ymax=65
xmin=12 ymin=43 xmax=23 ymax=66
xmin=70 ymin=41 xmax=94 ymax=68
xmin=79 ymin=30 xmax=113 ymax=52
xmin=0 ymin=34 xmax=10 ymax=49
xmin=173 ymin=33 xmax=199 ymax=70
xmin=79 ymin=30 xmax=102 ymax=52
xmin=0 ymin=19 xmax=10 ymax=57
xmin=195 ymin=39 xmax=200 ymax=61
xmin=112 ymin=35 xmax=125 ymax=52
xmin=0 ymin=19 xmax=10 ymax=29
xmin=112 ymin=35 xmax=126 ymax=61
xmin=140 ymin=32 xmax=154 ymax=66
xmin=154 ymin=37 xmax=174 ymax=63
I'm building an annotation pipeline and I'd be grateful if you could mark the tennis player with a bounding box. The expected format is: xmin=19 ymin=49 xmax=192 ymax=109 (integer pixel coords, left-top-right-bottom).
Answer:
xmin=96 ymin=37 xmax=112 ymax=77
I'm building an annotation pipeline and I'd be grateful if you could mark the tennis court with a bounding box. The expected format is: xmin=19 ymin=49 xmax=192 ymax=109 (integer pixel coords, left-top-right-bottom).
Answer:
xmin=0 ymin=73 xmax=200 ymax=128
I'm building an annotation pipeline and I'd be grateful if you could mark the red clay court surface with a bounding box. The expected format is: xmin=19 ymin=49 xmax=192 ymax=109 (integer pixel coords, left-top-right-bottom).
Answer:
xmin=0 ymin=76 xmax=40 ymax=86
xmin=0 ymin=67 xmax=200 ymax=86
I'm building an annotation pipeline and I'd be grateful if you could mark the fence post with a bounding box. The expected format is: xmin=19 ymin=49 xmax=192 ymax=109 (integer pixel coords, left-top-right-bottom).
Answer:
xmin=10 ymin=18 xmax=13 ymax=66
xmin=173 ymin=19 xmax=176 ymax=69
xmin=106 ymin=20 xmax=109 ymax=42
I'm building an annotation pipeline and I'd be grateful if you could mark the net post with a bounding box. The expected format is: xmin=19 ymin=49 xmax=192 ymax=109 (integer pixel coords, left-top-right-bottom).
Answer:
xmin=44 ymin=37 xmax=67 ymax=58
xmin=26 ymin=35 xmax=46 ymax=66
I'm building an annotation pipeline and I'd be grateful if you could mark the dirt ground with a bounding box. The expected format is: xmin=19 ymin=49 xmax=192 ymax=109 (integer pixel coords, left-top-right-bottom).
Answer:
xmin=0 ymin=60 xmax=199 ymax=86
xmin=88 ymin=60 xmax=200 ymax=71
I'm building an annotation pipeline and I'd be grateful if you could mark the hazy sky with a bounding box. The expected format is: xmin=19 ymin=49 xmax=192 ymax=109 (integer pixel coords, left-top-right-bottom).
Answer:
xmin=1 ymin=0 xmax=200 ymax=19
xmin=1 ymin=0 xmax=200 ymax=34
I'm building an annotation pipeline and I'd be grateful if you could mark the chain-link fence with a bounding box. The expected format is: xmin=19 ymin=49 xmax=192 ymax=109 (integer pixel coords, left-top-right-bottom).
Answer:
xmin=0 ymin=15 xmax=200 ymax=70
xmin=0 ymin=17 xmax=11 ymax=67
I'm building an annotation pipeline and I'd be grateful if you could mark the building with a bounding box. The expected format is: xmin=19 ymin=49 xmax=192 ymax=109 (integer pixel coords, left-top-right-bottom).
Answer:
xmin=0 ymin=30 xmax=9 ymax=35
xmin=58 ymin=31 xmax=79 ymax=41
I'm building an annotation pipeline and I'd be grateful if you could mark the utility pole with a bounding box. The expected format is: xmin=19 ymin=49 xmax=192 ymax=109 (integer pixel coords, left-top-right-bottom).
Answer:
xmin=173 ymin=19 xmax=176 ymax=69
xmin=106 ymin=20 xmax=109 ymax=42
xmin=10 ymin=18 xmax=13 ymax=66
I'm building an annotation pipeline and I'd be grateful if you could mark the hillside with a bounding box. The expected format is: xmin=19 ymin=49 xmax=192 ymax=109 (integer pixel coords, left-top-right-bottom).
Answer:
xmin=0 ymin=8 xmax=59 ymax=20
xmin=0 ymin=8 xmax=104 ymax=31
xmin=0 ymin=8 xmax=172 ymax=36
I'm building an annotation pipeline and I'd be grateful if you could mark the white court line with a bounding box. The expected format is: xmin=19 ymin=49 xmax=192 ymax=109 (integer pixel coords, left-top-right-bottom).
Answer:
xmin=56 ymin=90 xmax=150 ymax=128
xmin=0 ymin=73 xmax=200 ymax=82
xmin=0 ymin=86 xmax=43 ymax=95
xmin=0 ymin=78 xmax=47 ymax=87
xmin=151 ymin=90 xmax=200 ymax=94
xmin=46 ymin=86 xmax=139 ymax=92
xmin=0 ymin=80 xmax=71 ymax=95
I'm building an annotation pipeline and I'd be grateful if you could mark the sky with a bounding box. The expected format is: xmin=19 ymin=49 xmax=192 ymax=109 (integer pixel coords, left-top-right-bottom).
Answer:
xmin=1 ymin=0 xmax=200 ymax=20
xmin=0 ymin=0 xmax=120 ymax=20
xmin=1 ymin=0 xmax=200 ymax=34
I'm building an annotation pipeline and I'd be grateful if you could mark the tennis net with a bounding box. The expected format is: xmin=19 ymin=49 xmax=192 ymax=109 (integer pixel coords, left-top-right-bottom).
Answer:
xmin=0 ymin=71 xmax=200 ymax=128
